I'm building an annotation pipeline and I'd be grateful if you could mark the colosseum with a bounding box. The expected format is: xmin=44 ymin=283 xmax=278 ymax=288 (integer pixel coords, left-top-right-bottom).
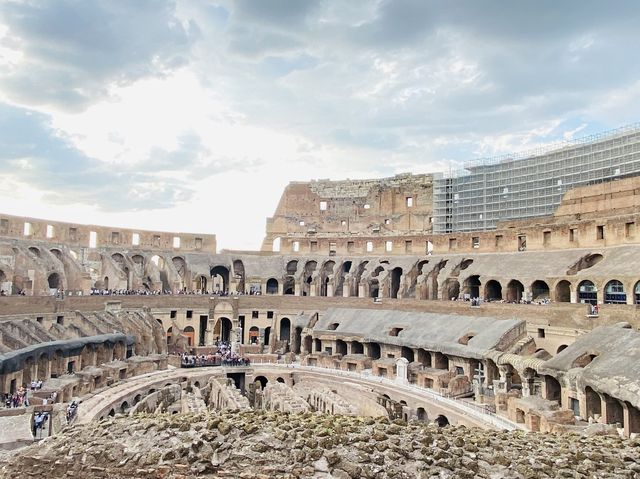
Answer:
xmin=2 ymin=125 xmax=640 ymax=477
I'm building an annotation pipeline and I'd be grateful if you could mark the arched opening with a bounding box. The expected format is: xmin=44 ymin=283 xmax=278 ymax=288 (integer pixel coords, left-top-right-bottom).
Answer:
xmin=249 ymin=326 xmax=259 ymax=344
xmin=303 ymin=335 xmax=313 ymax=353
xmin=120 ymin=401 xmax=130 ymax=414
xmin=635 ymin=281 xmax=640 ymax=304
xmin=272 ymin=237 xmax=281 ymax=252
xmin=555 ymin=280 xmax=571 ymax=302
xmin=464 ymin=275 xmax=481 ymax=299
xmin=369 ymin=342 xmax=381 ymax=360
xmin=603 ymin=394 xmax=624 ymax=427
xmin=219 ymin=317 xmax=232 ymax=343
xmin=401 ymin=347 xmax=414 ymax=362
xmin=506 ymin=279 xmax=524 ymax=302
xmin=233 ymin=260 xmax=245 ymax=293
xmin=336 ymin=340 xmax=347 ymax=356
xmin=283 ymin=277 xmax=295 ymax=295
xmin=604 ymin=279 xmax=626 ymax=304
xmin=433 ymin=352 xmax=449 ymax=370
xmin=417 ymin=349 xmax=431 ymax=367
xmin=351 ymin=341 xmax=364 ymax=355
xmin=484 ymin=280 xmax=502 ymax=301
xmin=572 ymin=352 xmax=599 ymax=368
xmin=320 ymin=261 xmax=335 ymax=296
xmin=585 ymin=386 xmax=601 ymax=420
xmin=183 ymin=326 xmax=195 ymax=347
xmin=313 ymin=338 xmax=321 ymax=353
xmin=210 ymin=266 xmax=230 ymax=293
xmin=108 ymin=409 xmax=115 ymax=417
xmin=434 ymin=415 xmax=449 ymax=427
xmin=196 ymin=275 xmax=208 ymax=293
xmin=390 ymin=267 xmax=403 ymax=298
xmin=531 ymin=280 xmax=550 ymax=301
xmin=442 ymin=278 xmax=460 ymax=300
xmin=47 ymin=273 xmax=60 ymax=290
xmin=264 ymin=326 xmax=271 ymax=346
xmin=286 ymin=260 xmax=299 ymax=275
xmin=276 ymin=377 xmax=285 ymax=383
xmin=557 ymin=344 xmax=568 ymax=354
xmin=266 ymin=278 xmax=279 ymax=295
xmin=369 ymin=279 xmax=379 ymax=298
xmin=577 ymin=280 xmax=597 ymax=305
xmin=133 ymin=394 xmax=141 ymax=405
xmin=544 ymin=375 xmax=561 ymax=402
xmin=417 ymin=407 xmax=428 ymax=422
xmin=103 ymin=276 xmax=109 ymax=290
xmin=279 ymin=318 xmax=291 ymax=342
xmin=302 ymin=261 xmax=317 ymax=296
xmin=29 ymin=246 xmax=40 ymax=257
xmin=254 ymin=376 xmax=268 ymax=389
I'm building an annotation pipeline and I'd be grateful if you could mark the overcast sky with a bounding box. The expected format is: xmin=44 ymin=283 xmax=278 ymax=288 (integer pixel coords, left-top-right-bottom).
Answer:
xmin=1 ymin=1 xmax=639 ymax=251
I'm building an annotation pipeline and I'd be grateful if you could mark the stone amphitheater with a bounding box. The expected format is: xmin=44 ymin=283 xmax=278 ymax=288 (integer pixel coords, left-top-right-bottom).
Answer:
xmin=2 ymin=133 xmax=640 ymax=477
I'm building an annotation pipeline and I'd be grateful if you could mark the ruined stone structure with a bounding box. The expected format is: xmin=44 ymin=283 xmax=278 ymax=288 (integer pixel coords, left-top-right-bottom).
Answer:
xmin=2 ymin=127 xmax=640 ymax=453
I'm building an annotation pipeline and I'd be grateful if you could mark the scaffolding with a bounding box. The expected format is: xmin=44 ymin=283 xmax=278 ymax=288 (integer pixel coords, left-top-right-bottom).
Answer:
xmin=433 ymin=124 xmax=640 ymax=233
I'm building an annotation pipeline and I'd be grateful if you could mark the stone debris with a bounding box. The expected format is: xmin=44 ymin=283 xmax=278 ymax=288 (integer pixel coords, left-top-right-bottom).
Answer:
xmin=1 ymin=411 xmax=639 ymax=478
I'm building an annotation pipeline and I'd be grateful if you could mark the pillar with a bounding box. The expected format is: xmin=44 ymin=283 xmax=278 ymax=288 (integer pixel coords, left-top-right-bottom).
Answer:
xmin=395 ymin=358 xmax=409 ymax=385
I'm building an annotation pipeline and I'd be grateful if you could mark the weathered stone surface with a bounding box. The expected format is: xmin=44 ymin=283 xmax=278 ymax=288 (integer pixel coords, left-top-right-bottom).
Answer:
xmin=2 ymin=410 xmax=640 ymax=479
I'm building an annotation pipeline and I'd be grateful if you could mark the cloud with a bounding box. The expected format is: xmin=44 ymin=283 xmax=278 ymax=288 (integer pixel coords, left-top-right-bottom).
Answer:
xmin=0 ymin=103 xmax=196 ymax=211
xmin=0 ymin=0 xmax=195 ymax=112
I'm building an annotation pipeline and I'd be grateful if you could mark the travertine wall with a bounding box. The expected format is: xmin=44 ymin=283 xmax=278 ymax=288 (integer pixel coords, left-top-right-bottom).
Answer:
xmin=262 ymin=173 xmax=434 ymax=251
xmin=0 ymin=213 xmax=216 ymax=253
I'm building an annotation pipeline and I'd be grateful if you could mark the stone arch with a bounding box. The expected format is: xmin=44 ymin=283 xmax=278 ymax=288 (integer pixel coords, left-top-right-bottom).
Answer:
xmin=585 ymin=386 xmax=602 ymax=420
xmin=531 ymin=280 xmax=550 ymax=300
xmin=303 ymin=335 xmax=312 ymax=354
xmin=283 ymin=277 xmax=295 ymax=295
xmin=635 ymin=281 xmax=640 ymax=304
xmin=219 ymin=317 xmax=232 ymax=343
xmin=210 ymin=266 xmax=230 ymax=293
xmin=276 ymin=377 xmax=285 ymax=383
xmin=555 ymin=280 xmax=571 ymax=302
xmin=172 ymin=256 xmax=187 ymax=281
xmin=29 ymin=246 xmax=41 ymax=257
xmin=417 ymin=407 xmax=428 ymax=422
xmin=50 ymin=248 xmax=63 ymax=260
xmin=320 ymin=260 xmax=336 ymax=297
xmin=442 ymin=278 xmax=460 ymax=300
xmin=369 ymin=279 xmax=379 ymax=298
xmin=604 ymin=279 xmax=626 ymax=304
xmin=254 ymin=376 xmax=268 ymax=389
xmin=336 ymin=339 xmax=347 ymax=356
xmin=390 ymin=267 xmax=403 ymax=298
xmin=120 ymin=401 xmax=130 ymax=414
xmin=417 ymin=349 xmax=431 ymax=367
xmin=249 ymin=326 xmax=260 ymax=344
xmin=434 ymin=415 xmax=450 ymax=427
xmin=279 ymin=317 xmax=291 ymax=342
xmin=506 ymin=279 xmax=524 ymax=302
xmin=286 ymin=260 xmax=299 ymax=275
xmin=351 ymin=341 xmax=364 ymax=354
xmin=401 ymin=346 xmax=414 ymax=362
xmin=266 ymin=278 xmax=279 ymax=295
xmin=264 ymin=326 xmax=271 ymax=346
xmin=577 ymin=280 xmax=597 ymax=304
xmin=369 ymin=342 xmax=381 ymax=360
xmin=463 ymin=275 xmax=481 ymax=298
xmin=196 ymin=275 xmax=208 ymax=293
xmin=103 ymin=276 xmax=110 ymax=290
xmin=183 ymin=326 xmax=195 ymax=347
xmin=484 ymin=280 xmax=502 ymax=301
xmin=47 ymin=272 xmax=61 ymax=290
xmin=557 ymin=344 xmax=568 ymax=354
xmin=302 ymin=261 xmax=317 ymax=296
xmin=233 ymin=260 xmax=245 ymax=293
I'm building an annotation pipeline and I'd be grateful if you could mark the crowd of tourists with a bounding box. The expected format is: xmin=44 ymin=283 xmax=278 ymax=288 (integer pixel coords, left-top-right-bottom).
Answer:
xmin=180 ymin=341 xmax=250 ymax=368
xmin=3 ymin=389 xmax=29 ymax=408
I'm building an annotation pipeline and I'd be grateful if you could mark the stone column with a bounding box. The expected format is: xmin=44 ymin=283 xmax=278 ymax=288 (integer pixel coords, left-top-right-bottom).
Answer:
xmin=326 ymin=283 xmax=334 ymax=297
xmin=494 ymin=365 xmax=512 ymax=394
xmin=521 ymin=370 xmax=535 ymax=398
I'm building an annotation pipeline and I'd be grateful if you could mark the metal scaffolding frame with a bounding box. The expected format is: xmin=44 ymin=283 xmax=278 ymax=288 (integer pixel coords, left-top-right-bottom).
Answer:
xmin=433 ymin=124 xmax=640 ymax=233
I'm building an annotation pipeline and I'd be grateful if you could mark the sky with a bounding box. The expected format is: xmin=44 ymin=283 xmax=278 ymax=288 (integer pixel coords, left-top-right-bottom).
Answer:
xmin=1 ymin=1 xmax=639 ymax=251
